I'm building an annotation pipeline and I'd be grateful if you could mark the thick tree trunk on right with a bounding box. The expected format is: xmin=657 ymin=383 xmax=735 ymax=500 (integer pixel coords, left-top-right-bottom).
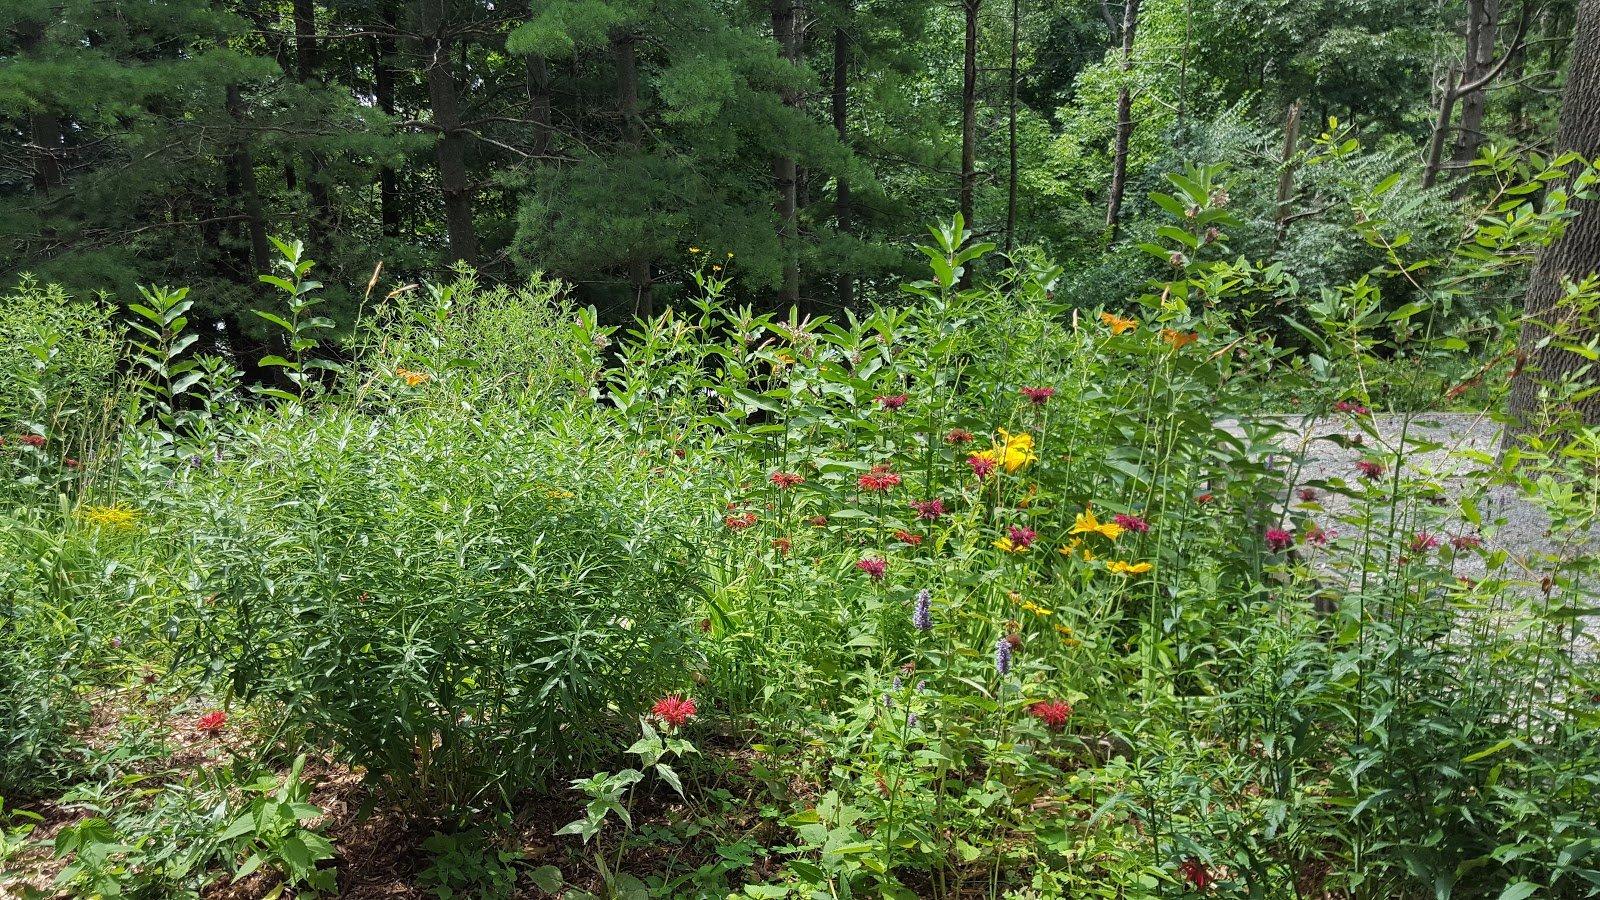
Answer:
xmin=376 ymin=2 xmax=402 ymax=238
xmin=1506 ymin=0 xmax=1600 ymax=431
xmin=1104 ymin=0 xmax=1140 ymax=242
xmin=958 ymin=0 xmax=980 ymax=287
xmin=418 ymin=0 xmax=479 ymax=266
xmin=293 ymin=0 xmax=335 ymax=247
xmin=19 ymin=20 xmax=63 ymax=194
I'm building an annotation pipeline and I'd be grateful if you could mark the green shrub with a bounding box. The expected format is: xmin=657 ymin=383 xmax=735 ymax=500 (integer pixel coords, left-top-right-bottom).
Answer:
xmin=0 ymin=277 xmax=122 ymax=440
xmin=172 ymin=399 xmax=705 ymax=815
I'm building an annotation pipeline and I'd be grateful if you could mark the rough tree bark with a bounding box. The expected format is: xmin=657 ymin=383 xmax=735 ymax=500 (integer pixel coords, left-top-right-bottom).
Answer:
xmin=18 ymin=20 xmax=64 ymax=194
xmin=1273 ymin=100 xmax=1301 ymax=250
xmin=1506 ymin=0 xmax=1600 ymax=430
xmin=418 ymin=0 xmax=479 ymax=266
xmin=958 ymin=0 xmax=980 ymax=287
xmin=293 ymin=0 xmax=335 ymax=246
xmin=614 ymin=32 xmax=653 ymax=317
xmin=376 ymin=2 xmax=402 ymax=238
xmin=1004 ymin=0 xmax=1020 ymax=256
xmin=1452 ymin=0 xmax=1500 ymax=171
xmin=1104 ymin=0 xmax=1140 ymax=242
xmin=771 ymin=0 xmax=801 ymax=310
xmin=832 ymin=19 xmax=852 ymax=307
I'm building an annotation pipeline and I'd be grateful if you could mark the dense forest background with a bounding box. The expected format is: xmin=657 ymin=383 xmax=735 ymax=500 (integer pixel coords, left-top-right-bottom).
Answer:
xmin=0 ymin=0 xmax=1582 ymax=342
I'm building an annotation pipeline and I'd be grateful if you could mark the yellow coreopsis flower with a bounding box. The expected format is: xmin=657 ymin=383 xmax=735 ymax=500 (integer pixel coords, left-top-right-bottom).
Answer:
xmin=1107 ymin=560 xmax=1154 ymax=575
xmin=993 ymin=536 xmax=1029 ymax=554
xmin=1100 ymin=311 xmax=1139 ymax=335
xmin=1069 ymin=508 xmax=1124 ymax=541
xmin=1020 ymin=600 xmax=1053 ymax=617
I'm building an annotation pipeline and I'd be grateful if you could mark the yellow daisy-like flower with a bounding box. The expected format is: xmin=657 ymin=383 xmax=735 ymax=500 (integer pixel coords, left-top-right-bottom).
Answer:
xmin=1020 ymin=600 xmax=1053 ymax=617
xmin=1069 ymin=508 xmax=1124 ymax=541
xmin=1106 ymin=560 xmax=1154 ymax=575
xmin=689 ymin=246 xmax=701 ymax=254
xmin=79 ymin=505 xmax=139 ymax=529
xmin=1054 ymin=623 xmax=1081 ymax=646
xmin=396 ymin=367 xmax=431 ymax=387
xmin=988 ymin=429 xmax=1037 ymax=474
xmin=993 ymin=536 xmax=1029 ymax=554
xmin=1100 ymin=311 xmax=1139 ymax=335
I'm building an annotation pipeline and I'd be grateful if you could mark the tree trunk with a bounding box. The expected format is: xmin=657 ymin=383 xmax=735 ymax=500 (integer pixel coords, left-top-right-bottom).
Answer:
xmin=614 ymin=32 xmax=653 ymax=318
xmin=226 ymin=85 xmax=272 ymax=275
xmin=1004 ymin=0 xmax=1020 ymax=256
xmin=377 ymin=2 xmax=402 ymax=238
xmin=958 ymin=0 xmax=980 ymax=287
xmin=1452 ymin=0 xmax=1499 ymax=170
xmin=1273 ymin=100 xmax=1301 ymax=250
xmin=294 ymin=0 xmax=335 ymax=247
xmin=419 ymin=0 xmax=479 ymax=266
xmin=1506 ymin=0 xmax=1600 ymax=431
xmin=832 ymin=21 xmax=852 ymax=308
xmin=18 ymin=20 xmax=63 ymax=194
xmin=1104 ymin=0 xmax=1140 ymax=242
xmin=528 ymin=54 xmax=553 ymax=157
xmin=771 ymin=0 xmax=801 ymax=310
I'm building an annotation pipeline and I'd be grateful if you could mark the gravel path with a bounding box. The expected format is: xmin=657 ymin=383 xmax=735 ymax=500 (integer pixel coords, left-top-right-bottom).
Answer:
xmin=1232 ymin=413 xmax=1597 ymax=586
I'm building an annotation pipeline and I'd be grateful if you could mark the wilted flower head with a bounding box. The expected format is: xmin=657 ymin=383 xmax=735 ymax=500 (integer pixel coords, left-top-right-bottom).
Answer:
xmin=1020 ymin=386 xmax=1055 ymax=405
xmin=875 ymin=393 xmax=908 ymax=410
xmin=771 ymin=537 xmax=792 ymax=555
xmin=1265 ymin=527 xmax=1294 ymax=552
xmin=945 ymin=428 xmax=975 ymax=444
xmin=856 ymin=557 xmax=887 ymax=581
xmin=1334 ymin=399 xmax=1371 ymax=416
xmin=651 ymin=694 xmax=697 ymax=728
xmin=893 ymin=529 xmax=923 ymax=546
xmin=808 ymin=515 xmax=829 ymax=528
xmin=1451 ymin=534 xmax=1483 ymax=551
xmin=1161 ymin=329 xmax=1198 ymax=349
xmin=1180 ymin=857 xmax=1214 ymax=890
xmin=910 ymin=498 xmax=946 ymax=520
xmin=18 ymin=434 xmax=45 ymax=448
xmin=1297 ymin=487 xmax=1318 ymax=502
xmin=1195 ymin=492 xmax=1214 ymax=504
xmin=724 ymin=511 xmax=758 ymax=530
xmin=912 ymin=589 xmax=932 ymax=631
xmin=1028 ymin=700 xmax=1072 ymax=732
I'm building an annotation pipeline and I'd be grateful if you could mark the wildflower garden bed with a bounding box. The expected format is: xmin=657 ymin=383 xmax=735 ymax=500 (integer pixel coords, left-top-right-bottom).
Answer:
xmin=2 ymin=211 xmax=1598 ymax=899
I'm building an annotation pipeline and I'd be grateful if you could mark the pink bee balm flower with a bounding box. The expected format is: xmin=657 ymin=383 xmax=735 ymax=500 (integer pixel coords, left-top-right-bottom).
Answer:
xmin=196 ymin=710 xmax=228 ymax=734
xmin=1297 ymin=488 xmax=1318 ymax=502
xmin=1410 ymin=532 xmax=1441 ymax=552
xmin=1007 ymin=526 xmax=1038 ymax=550
xmin=1180 ymin=857 xmax=1214 ymax=890
xmin=967 ymin=455 xmax=996 ymax=479
xmin=1450 ymin=534 xmax=1483 ymax=551
xmin=1028 ymin=700 xmax=1073 ymax=731
xmin=1113 ymin=513 xmax=1148 ymax=533
xmin=856 ymin=557 xmax=887 ymax=581
xmin=769 ymin=471 xmax=805 ymax=489
xmin=910 ymin=498 xmax=946 ymax=520
xmin=651 ymin=694 xmax=697 ymax=728
xmin=858 ymin=465 xmax=902 ymax=492
xmin=1334 ymin=400 xmax=1371 ymax=416
xmin=1265 ymin=527 xmax=1293 ymax=552
xmin=1355 ymin=460 xmax=1385 ymax=480
xmin=876 ymin=394 xmax=908 ymax=410
xmin=1020 ymin=386 xmax=1055 ymax=405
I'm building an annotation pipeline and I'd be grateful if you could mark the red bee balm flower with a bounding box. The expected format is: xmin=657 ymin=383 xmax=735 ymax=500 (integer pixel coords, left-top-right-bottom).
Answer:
xmin=967 ymin=455 xmax=996 ymax=479
xmin=769 ymin=471 xmax=805 ymax=489
xmin=1113 ymin=513 xmax=1148 ymax=533
xmin=1180 ymin=857 xmax=1214 ymax=890
xmin=1265 ymin=528 xmax=1293 ymax=552
xmin=1410 ymin=532 xmax=1441 ymax=552
xmin=19 ymin=434 xmax=45 ymax=448
xmin=1028 ymin=700 xmax=1073 ymax=732
xmin=771 ymin=537 xmax=792 ymax=555
xmin=945 ymin=428 xmax=975 ymax=444
xmin=856 ymin=557 xmax=887 ymax=581
xmin=1007 ymin=526 xmax=1037 ymax=550
xmin=1020 ymin=386 xmax=1055 ymax=405
xmin=651 ymin=695 xmax=697 ymax=728
xmin=724 ymin=512 xmax=757 ymax=530
xmin=893 ymin=530 xmax=923 ymax=546
xmin=876 ymin=394 xmax=908 ymax=410
xmin=1334 ymin=400 xmax=1371 ymax=416
xmin=910 ymin=498 xmax=946 ymax=520
xmin=1355 ymin=460 xmax=1385 ymax=480
xmin=196 ymin=710 xmax=228 ymax=734
xmin=858 ymin=465 xmax=902 ymax=492
xmin=1195 ymin=492 xmax=1214 ymax=504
